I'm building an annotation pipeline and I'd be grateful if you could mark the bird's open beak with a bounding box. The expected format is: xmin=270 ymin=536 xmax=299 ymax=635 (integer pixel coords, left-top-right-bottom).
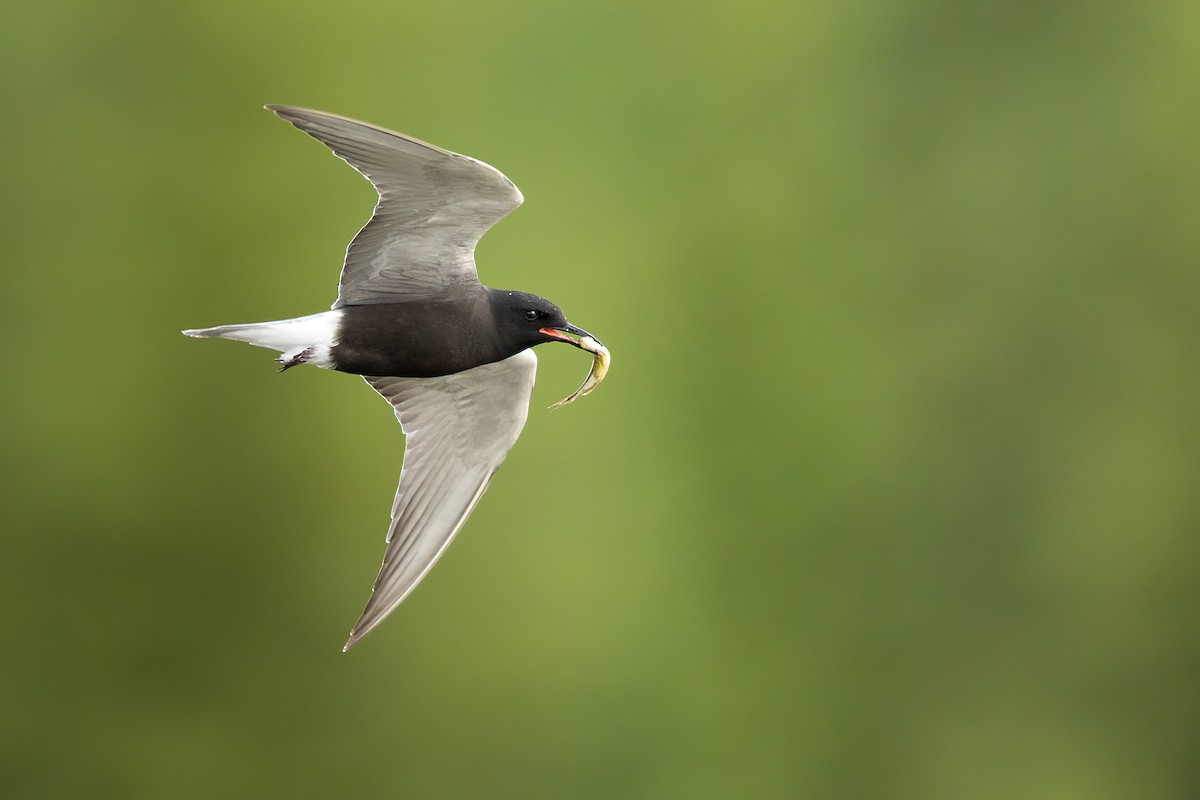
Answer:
xmin=540 ymin=324 xmax=604 ymax=351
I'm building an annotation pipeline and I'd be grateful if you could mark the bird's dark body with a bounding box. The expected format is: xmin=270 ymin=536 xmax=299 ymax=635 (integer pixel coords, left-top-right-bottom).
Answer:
xmin=332 ymin=293 xmax=500 ymax=378
xmin=330 ymin=288 xmax=562 ymax=378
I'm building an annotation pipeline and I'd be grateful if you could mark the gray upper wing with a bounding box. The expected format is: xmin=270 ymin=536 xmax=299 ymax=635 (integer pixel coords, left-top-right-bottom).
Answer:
xmin=345 ymin=349 xmax=538 ymax=650
xmin=267 ymin=105 xmax=524 ymax=306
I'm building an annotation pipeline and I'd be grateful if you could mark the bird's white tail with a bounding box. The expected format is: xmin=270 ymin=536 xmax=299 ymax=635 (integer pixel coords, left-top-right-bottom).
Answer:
xmin=182 ymin=310 xmax=341 ymax=369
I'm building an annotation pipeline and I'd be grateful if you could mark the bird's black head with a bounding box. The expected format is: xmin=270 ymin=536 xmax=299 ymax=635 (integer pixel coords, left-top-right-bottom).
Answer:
xmin=489 ymin=289 xmax=601 ymax=353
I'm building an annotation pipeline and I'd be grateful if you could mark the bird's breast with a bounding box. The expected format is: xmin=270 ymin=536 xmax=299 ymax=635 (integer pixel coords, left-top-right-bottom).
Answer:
xmin=330 ymin=302 xmax=505 ymax=378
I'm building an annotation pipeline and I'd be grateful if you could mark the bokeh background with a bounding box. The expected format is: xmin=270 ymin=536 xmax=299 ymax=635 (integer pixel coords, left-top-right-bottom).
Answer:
xmin=2 ymin=1 xmax=1198 ymax=797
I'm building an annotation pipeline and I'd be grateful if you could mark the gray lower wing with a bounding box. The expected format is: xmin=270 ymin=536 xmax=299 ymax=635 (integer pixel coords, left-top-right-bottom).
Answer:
xmin=345 ymin=349 xmax=538 ymax=649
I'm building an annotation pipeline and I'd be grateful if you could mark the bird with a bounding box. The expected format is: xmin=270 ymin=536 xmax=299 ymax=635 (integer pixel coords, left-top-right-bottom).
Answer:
xmin=183 ymin=106 xmax=609 ymax=650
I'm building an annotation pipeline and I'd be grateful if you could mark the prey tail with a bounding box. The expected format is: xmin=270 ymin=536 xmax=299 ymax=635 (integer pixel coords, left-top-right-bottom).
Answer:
xmin=181 ymin=311 xmax=340 ymax=370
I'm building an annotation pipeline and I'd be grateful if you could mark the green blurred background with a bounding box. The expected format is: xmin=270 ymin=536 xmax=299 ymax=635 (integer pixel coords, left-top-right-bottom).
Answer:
xmin=2 ymin=0 xmax=1198 ymax=797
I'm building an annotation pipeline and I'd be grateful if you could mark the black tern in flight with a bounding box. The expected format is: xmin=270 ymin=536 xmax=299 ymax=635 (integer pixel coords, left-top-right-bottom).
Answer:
xmin=184 ymin=106 xmax=610 ymax=650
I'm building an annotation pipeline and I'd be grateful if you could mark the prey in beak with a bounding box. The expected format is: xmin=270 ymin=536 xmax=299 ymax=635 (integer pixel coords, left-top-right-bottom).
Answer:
xmin=539 ymin=324 xmax=611 ymax=409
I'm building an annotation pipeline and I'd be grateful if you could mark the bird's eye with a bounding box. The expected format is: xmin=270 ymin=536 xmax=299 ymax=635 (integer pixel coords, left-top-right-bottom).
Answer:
xmin=525 ymin=310 xmax=538 ymax=321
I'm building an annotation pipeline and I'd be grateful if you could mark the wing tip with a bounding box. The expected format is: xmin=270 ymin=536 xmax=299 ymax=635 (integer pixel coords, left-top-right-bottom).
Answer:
xmin=264 ymin=103 xmax=304 ymax=121
xmin=342 ymin=602 xmax=386 ymax=652
xmin=342 ymin=620 xmax=373 ymax=652
xmin=342 ymin=627 xmax=363 ymax=652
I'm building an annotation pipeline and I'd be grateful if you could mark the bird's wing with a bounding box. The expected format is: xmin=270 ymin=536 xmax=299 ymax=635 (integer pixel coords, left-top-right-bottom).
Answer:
xmin=346 ymin=349 xmax=538 ymax=650
xmin=266 ymin=105 xmax=524 ymax=306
